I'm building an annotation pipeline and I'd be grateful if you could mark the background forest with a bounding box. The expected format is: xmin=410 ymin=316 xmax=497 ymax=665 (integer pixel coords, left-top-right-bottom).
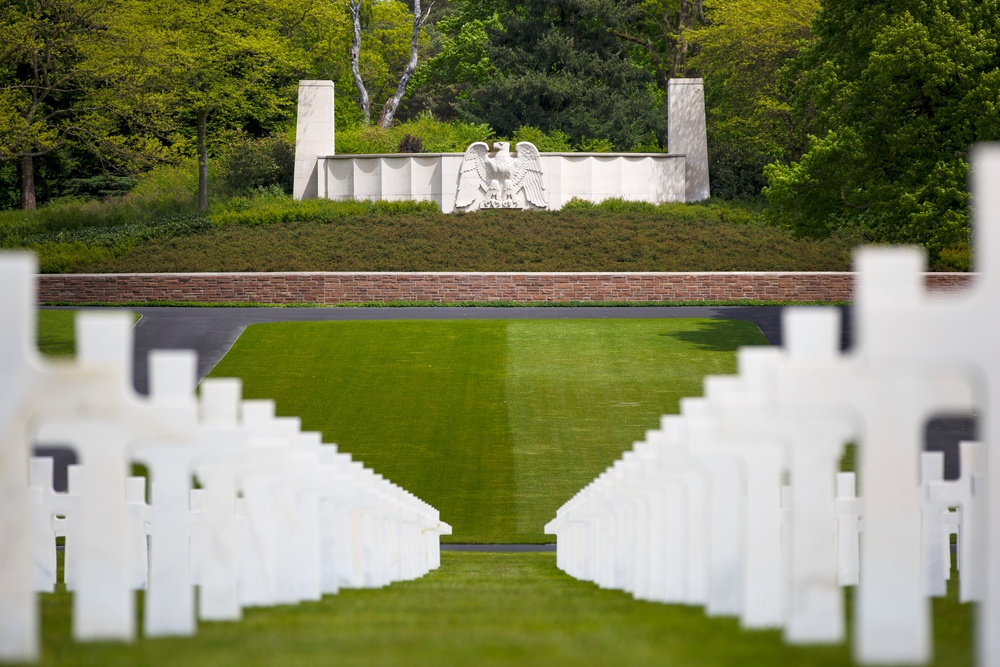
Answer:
xmin=2 ymin=0 xmax=999 ymax=270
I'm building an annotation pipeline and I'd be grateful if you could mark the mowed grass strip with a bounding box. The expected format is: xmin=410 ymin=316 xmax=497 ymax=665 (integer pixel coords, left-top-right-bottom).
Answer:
xmin=208 ymin=318 xmax=768 ymax=543
xmin=34 ymin=552 xmax=972 ymax=667
xmin=35 ymin=310 xmax=138 ymax=357
xmin=36 ymin=310 xmax=78 ymax=357
xmin=82 ymin=210 xmax=853 ymax=273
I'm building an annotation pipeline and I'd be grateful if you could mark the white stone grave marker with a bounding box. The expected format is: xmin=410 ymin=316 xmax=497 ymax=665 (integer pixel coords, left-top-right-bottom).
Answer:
xmin=928 ymin=440 xmax=985 ymax=603
xmin=0 ymin=255 xmax=121 ymax=659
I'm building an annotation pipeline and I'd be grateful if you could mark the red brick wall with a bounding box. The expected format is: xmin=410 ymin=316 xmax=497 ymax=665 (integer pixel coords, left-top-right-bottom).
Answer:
xmin=37 ymin=272 xmax=975 ymax=305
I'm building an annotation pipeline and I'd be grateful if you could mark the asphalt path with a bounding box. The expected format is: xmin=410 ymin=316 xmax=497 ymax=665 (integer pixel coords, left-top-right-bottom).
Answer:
xmin=37 ymin=305 xmax=974 ymax=551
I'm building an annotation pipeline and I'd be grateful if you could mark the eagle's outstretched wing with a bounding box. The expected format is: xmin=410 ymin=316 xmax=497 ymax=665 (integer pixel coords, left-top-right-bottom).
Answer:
xmin=456 ymin=142 xmax=493 ymax=209
xmin=510 ymin=142 xmax=547 ymax=208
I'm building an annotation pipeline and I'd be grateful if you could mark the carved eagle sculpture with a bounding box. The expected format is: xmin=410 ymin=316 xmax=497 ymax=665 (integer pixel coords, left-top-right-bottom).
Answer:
xmin=455 ymin=141 xmax=548 ymax=210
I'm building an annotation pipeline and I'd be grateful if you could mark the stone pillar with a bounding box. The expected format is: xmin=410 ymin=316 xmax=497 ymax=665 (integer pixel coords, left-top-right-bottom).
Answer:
xmin=293 ymin=81 xmax=335 ymax=200
xmin=668 ymin=78 xmax=710 ymax=202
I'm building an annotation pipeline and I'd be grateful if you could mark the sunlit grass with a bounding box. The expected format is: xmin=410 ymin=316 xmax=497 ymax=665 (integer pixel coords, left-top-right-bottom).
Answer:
xmin=33 ymin=552 xmax=972 ymax=667
xmin=209 ymin=318 xmax=769 ymax=542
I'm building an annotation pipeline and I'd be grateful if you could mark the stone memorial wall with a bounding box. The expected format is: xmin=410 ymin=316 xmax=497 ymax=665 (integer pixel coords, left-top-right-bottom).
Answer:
xmin=0 ymin=254 xmax=451 ymax=662
xmin=546 ymin=145 xmax=1000 ymax=666
xmin=292 ymin=79 xmax=709 ymax=210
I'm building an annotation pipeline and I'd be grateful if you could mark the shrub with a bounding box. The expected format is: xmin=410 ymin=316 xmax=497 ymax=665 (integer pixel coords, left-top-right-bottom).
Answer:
xmin=32 ymin=242 xmax=116 ymax=273
xmin=577 ymin=137 xmax=615 ymax=153
xmin=335 ymin=114 xmax=495 ymax=154
xmin=507 ymin=126 xmax=572 ymax=152
xmin=0 ymin=161 xmax=200 ymax=235
xmin=19 ymin=212 xmax=212 ymax=272
xmin=217 ymin=135 xmax=295 ymax=197
xmin=398 ymin=134 xmax=424 ymax=153
xmin=560 ymin=197 xmax=596 ymax=211
xmin=208 ymin=195 xmax=439 ymax=227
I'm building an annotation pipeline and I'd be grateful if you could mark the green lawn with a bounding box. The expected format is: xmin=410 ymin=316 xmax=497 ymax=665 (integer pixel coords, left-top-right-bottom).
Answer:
xmin=28 ymin=313 xmax=975 ymax=666
xmin=32 ymin=552 xmax=972 ymax=667
xmin=208 ymin=318 xmax=768 ymax=543
xmin=36 ymin=309 xmax=139 ymax=357
xmin=36 ymin=310 xmax=78 ymax=357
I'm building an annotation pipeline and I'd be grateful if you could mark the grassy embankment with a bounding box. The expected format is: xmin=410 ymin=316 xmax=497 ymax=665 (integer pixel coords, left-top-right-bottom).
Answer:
xmin=4 ymin=195 xmax=855 ymax=274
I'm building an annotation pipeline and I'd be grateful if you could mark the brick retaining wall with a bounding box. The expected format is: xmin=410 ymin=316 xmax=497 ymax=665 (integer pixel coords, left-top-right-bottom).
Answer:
xmin=36 ymin=272 xmax=975 ymax=305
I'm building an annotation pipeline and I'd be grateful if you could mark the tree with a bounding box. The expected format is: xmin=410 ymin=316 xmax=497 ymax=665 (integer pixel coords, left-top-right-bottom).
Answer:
xmin=403 ymin=3 xmax=502 ymax=120
xmin=349 ymin=0 xmax=434 ymax=127
xmin=763 ymin=0 xmax=1000 ymax=267
xmin=445 ymin=0 xmax=670 ymax=149
xmin=610 ymin=0 xmax=707 ymax=89
xmin=115 ymin=0 xmax=307 ymax=210
xmin=0 ymin=0 xmax=132 ymax=209
xmin=685 ymin=0 xmax=819 ymax=197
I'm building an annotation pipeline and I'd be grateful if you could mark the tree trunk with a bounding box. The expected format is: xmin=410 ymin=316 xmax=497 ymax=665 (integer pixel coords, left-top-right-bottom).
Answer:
xmin=349 ymin=0 xmax=371 ymax=124
xmin=672 ymin=0 xmax=706 ymax=75
xmin=20 ymin=154 xmax=37 ymax=210
xmin=377 ymin=0 xmax=425 ymax=128
xmin=197 ymin=109 xmax=209 ymax=211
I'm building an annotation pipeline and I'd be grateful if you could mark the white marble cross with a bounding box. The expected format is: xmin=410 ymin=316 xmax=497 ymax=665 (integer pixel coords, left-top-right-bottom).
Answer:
xmin=33 ymin=312 xmax=201 ymax=642
xmin=680 ymin=397 xmax=748 ymax=618
xmin=834 ymin=472 xmax=861 ymax=587
xmin=130 ymin=350 xmax=202 ymax=637
xmin=191 ymin=378 xmax=252 ymax=621
xmin=921 ymin=452 xmax=951 ymax=597
xmin=928 ymin=440 xmax=985 ymax=602
xmin=703 ymin=373 xmax=788 ymax=629
xmin=715 ymin=344 xmax=857 ymax=641
xmin=0 ymin=254 xmax=123 ymax=659
xmin=779 ymin=307 xmax=974 ymax=664
xmin=849 ymin=145 xmax=1000 ymax=666
xmin=28 ymin=456 xmax=78 ymax=593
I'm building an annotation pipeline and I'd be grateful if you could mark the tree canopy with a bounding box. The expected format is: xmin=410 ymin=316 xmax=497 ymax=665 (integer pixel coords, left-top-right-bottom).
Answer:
xmin=1 ymin=0 xmax=997 ymax=269
xmin=763 ymin=0 xmax=1000 ymax=267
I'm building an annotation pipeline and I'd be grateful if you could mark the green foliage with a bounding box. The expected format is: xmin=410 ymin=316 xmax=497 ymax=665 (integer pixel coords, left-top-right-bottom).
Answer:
xmin=208 ymin=193 xmax=439 ymax=227
xmin=107 ymin=0 xmax=312 ymax=208
xmin=505 ymin=126 xmax=572 ymax=152
xmin=445 ymin=0 xmax=669 ymax=150
xmin=29 ymin=242 xmax=115 ymax=273
xmin=0 ymin=161 xmax=199 ymax=238
xmin=0 ymin=158 xmax=212 ymax=272
xmin=75 ymin=202 xmax=854 ymax=273
xmin=217 ymin=135 xmax=295 ymax=197
xmin=19 ymin=214 xmax=210 ymax=272
xmin=577 ymin=137 xmax=615 ymax=153
xmin=765 ymin=0 xmax=1000 ymax=268
xmin=688 ymin=0 xmax=820 ymax=198
xmin=336 ymin=114 xmax=495 ymax=153
xmin=0 ymin=0 xmax=176 ymax=209
xmin=405 ymin=9 xmax=503 ymax=118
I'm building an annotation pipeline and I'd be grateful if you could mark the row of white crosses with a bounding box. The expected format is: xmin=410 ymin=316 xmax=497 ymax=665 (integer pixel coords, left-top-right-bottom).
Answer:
xmin=0 ymin=253 xmax=452 ymax=662
xmin=547 ymin=145 xmax=1000 ymax=666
